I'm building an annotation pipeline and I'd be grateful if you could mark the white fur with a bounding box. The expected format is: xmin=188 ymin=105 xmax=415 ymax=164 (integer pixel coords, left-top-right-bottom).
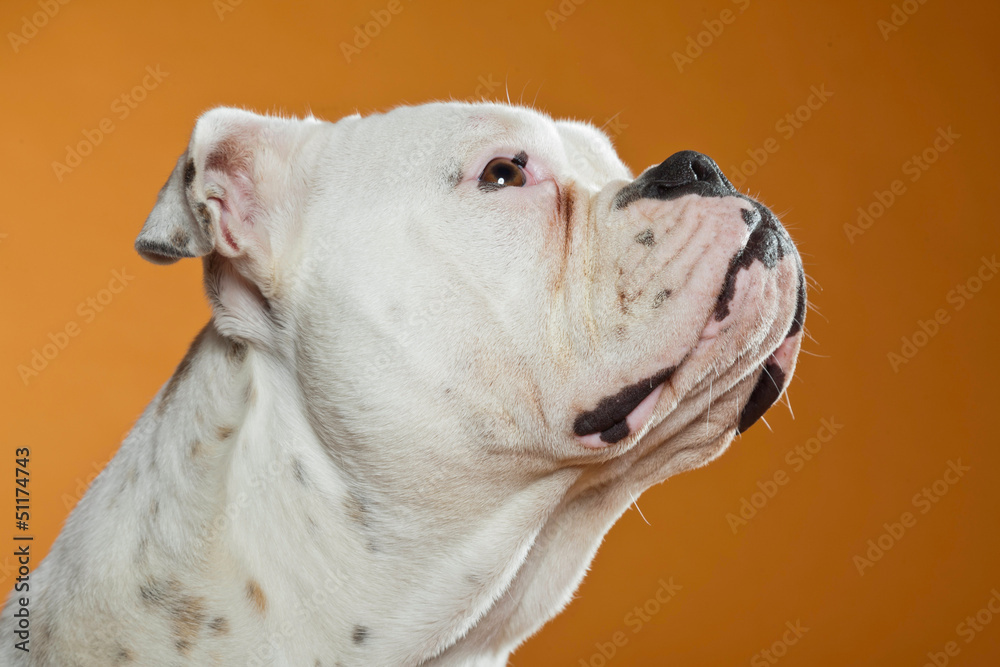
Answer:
xmin=1 ymin=102 xmax=803 ymax=666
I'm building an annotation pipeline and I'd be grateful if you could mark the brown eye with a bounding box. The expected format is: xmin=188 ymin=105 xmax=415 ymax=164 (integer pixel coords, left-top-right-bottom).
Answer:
xmin=479 ymin=157 xmax=527 ymax=188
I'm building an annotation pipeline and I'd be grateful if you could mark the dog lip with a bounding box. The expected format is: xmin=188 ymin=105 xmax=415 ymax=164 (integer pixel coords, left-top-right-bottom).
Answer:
xmin=736 ymin=352 xmax=788 ymax=435
xmin=575 ymin=382 xmax=666 ymax=449
xmin=713 ymin=203 xmax=794 ymax=322
xmin=573 ymin=366 xmax=676 ymax=445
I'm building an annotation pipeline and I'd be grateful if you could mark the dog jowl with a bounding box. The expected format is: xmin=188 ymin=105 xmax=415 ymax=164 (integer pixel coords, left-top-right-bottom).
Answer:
xmin=3 ymin=103 xmax=804 ymax=666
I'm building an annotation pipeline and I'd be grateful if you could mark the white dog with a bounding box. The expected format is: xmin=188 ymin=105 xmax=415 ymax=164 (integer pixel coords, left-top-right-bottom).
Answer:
xmin=2 ymin=102 xmax=804 ymax=666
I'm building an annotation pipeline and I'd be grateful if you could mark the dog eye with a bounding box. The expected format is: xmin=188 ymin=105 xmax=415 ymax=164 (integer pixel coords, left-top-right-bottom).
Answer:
xmin=479 ymin=157 xmax=527 ymax=188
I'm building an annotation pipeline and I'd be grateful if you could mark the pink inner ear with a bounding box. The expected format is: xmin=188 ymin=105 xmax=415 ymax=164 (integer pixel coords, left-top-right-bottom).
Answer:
xmin=203 ymin=163 xmax=261 ymax=258
xmin=203 ymin=132 xmax=262 ymax=258
xmin=209 ymin=196 xmax=241 ymax=253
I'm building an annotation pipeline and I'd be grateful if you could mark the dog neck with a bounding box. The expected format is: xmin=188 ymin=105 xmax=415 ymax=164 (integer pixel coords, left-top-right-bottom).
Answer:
xmin=44 ymin=322 xmax=582 ymax=665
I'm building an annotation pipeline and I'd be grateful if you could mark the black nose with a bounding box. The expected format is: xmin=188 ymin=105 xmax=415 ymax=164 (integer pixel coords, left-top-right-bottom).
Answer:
xmin=614 ymin=150 xmax=735 ymax=209
xmin=651 ymin=150 xmax=730 ymax=190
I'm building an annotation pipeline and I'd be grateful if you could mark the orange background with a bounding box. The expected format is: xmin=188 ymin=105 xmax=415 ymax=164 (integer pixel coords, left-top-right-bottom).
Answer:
xmin=2 ymin=0 xmax=999 ymax=664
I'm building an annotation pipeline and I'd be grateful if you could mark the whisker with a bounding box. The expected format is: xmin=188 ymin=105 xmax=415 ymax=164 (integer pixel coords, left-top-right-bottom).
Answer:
xmin=806 ymin=302 xmax=828 ymax=321
xmin=706 ymin=377 xmax=714 ymax=426
xmin=781 ymin=388 xmax=795 ymax=419
xmin=628 ymin=490 xmax=651 ymax=526
xmin=519 ymin=80 xmax=531 ymax=106
xmin=799 ymin=327 xmax=820 ymax=346
xmin=761 ymin=364 xmax=781 ymax=390
xmin=531 ymin=81 xmax=545 ymax=108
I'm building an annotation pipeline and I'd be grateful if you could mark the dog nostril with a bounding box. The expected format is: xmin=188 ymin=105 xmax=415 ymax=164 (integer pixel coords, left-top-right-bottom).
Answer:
xmin=654 ymin=150 xmax=727 ymax=190
xmin=614 ymin=150 xmax=734 ymax=209
xmin=690 ymin=158 xmax=715 ymax=182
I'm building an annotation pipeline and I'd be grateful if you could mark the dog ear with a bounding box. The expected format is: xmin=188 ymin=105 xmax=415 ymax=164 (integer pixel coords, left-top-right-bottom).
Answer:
xmin=135 ymin=106 xmax=319 ymax=270
xmin=136 ymin=107 xmax=320 ymax=342
xmin=135 ymin=149 xmax=214 ymax=264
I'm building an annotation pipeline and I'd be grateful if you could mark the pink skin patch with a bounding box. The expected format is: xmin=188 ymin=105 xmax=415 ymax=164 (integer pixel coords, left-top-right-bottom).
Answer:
xmin=769 ymin=329 xmax=800 ymax=372
xmin=696 ymin=266 xmax=758 ymax=352
xmin=210 ymin=196 xmax=240 ymax=253
xmin=576 ymin=382 xmax=665 ymax=449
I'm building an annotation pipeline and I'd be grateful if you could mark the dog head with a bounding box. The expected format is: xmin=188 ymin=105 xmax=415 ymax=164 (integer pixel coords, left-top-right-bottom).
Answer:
xmin=136 ymin=103 xmax=804 ymax=482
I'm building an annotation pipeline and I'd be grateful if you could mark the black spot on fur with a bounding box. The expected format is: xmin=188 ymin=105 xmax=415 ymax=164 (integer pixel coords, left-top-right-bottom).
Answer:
xmin=208 ymin=616 xmax=230 ymax=635
xmin=652 ymin=289 xmax=671 ymax=308
xmin=352 ymin=625 xmax=369 ymax=644
xmin=140 ymin=580 xmax=167 ymax=606
xmin=344 ymin=493 xmax=369 ymax=527
xmin=292 ymin=458 xmax=306 ymax=485
xmin=635 ymin=229 xmax=655 ymax=246
xmin=183 ymin=159 xmax=196 ymax=188
xmin=736 ymin=361 xmax=787 ymax=434
xmin=168 ymin=228 xmax=190 ymax=252
xmin=134 ymin=536 xmax=149 ymax=565
xmin=574 ymin=367 xmax=676 ymax=441
xmin=445 ymin=160 xmax=464 ymax=187
xmin=227 ymin=339 xmax=248 ymax=363
xmin=195 ymin=201 xmax=211 ymax=231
